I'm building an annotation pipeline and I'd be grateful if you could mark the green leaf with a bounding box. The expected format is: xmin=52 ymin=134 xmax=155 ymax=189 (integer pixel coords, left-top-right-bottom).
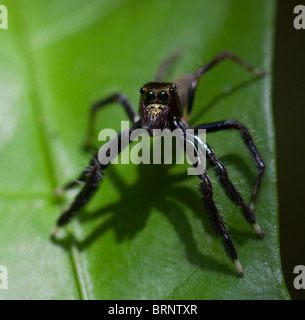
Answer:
xmin=0 ymin=0 xmax=290 ymax=299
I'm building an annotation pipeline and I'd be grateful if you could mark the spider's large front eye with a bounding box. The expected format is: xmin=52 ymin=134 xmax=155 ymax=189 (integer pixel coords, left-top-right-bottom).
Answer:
xmin=140 ymin=87 xmax=146 ymax=95
xmin=157 ymin=91 xmax=168 ymax=102
xmin=145 ymin=90 xmax=155 ymax=100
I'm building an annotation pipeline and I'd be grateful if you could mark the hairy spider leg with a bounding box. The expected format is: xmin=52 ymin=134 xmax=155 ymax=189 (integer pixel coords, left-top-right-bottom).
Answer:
xmin=51 ymin=123 xmax=140 ymax=237
xmin=200 ymin=172 xmax=244 ymax=276
xmin=182 ymin=130 xmax=244 ymax=276
xmin=187 ymin=51 xmax=265 ymax=115
xmin=55 ymin=94 xmax=138 ymax=195
xmin=54 ymin=159 xmax=97 ymax=196
xmin=194 ymin=120 xmax=265 ymax=221
xmin=205 ymin=143 xmax=264 ymax=237
xmin=84 ymin=93 xmax=139 ymax=151
xmin=51 ymin=154 xmax=102 ymax=237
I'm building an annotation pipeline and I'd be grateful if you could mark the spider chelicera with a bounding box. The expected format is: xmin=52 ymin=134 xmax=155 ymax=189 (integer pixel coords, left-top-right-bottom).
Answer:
xmin=52 ymin=51 xmax=266 ymax=276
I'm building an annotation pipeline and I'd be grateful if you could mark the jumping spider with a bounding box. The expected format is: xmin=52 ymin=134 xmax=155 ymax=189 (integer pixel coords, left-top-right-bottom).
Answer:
xmin=52 ymin=51 xmax=266 ymax=276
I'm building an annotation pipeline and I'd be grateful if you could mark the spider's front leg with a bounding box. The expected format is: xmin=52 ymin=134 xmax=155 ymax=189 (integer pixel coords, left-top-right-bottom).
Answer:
xmin=51 ymin=125 xmax=140 ymax=237
xmin=200 ymin=171 xmax=244 ymax=276
xmin=181 ymin=128 xmax=244 ymax=275
xmin=51 ymin=154 xmax=102 ymax=237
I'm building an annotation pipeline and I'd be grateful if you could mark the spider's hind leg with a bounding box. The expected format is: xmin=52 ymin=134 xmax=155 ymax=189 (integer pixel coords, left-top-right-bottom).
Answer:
xmin=206 ymin=143 xmax=264 ymax=237
xmin=187 ymin=51 xmax=265 ymax=115
xmin=154 ymin=49 xmax=182 ymax=82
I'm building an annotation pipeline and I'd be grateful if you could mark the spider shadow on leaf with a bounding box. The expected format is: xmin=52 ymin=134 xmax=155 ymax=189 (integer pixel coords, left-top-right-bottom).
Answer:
xmin=52 ymin=159 xmax=256 ymax=277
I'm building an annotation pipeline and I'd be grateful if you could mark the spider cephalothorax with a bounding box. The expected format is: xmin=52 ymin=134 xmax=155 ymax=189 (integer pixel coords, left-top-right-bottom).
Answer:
xmin=139 ymin=82 xmax=181 ymax=134
xmin=53 ymin=51 xmax=265 ymax=277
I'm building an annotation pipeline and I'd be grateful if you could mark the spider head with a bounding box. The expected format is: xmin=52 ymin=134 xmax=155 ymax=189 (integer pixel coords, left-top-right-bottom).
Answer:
xmin=139 ymin=82 xmax=180 ymax=135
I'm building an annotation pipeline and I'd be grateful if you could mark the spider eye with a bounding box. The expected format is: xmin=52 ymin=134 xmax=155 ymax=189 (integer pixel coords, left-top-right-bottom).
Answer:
xmin=157 ymin=91 xmax=168 ymax=102
xmin=145 ymin=90 xmax=155 ymax=100
xmin=140 ymin=87 xmax=146 ymax=95
xmin=169 ymin=84 xmax=176 ymax=95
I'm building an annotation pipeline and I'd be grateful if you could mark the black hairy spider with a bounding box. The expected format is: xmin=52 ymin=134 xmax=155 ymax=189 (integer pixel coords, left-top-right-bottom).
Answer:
xmin=52 ymin=51 xmax=266 ymax=276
